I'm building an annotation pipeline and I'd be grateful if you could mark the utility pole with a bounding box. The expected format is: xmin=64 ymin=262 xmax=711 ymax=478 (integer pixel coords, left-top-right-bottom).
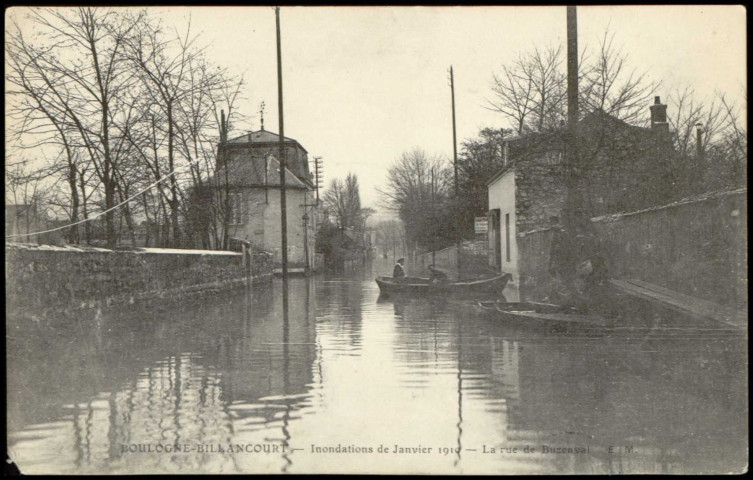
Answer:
xmin=303 ymin=212 xmax=309 ymax=274
xmin=564 ymin=5 xmax=579 ymax=234
xmin=553 ymin=5 xmax=583 ymax=288
xmin=313 ymin=156 xmax=323 ymax=203
xmin=564 ymin=5 xmax=579 ymax=232
xmin=450 ymin=66 xmax=462 ymax=280
xmin=276 ymin=6 xmax=288 ymax=279
xmin=567 ymin=7 xmax=578 ymax=133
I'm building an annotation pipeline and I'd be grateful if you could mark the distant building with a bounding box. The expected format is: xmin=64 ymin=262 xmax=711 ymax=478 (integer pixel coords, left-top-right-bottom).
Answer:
xmin=5 ymin=204 xmax=40 ymax=243
xmin=213 ymin=129 xmax=318 ymax=270
xmin=486 ymin=97 xmax=674 ymax=281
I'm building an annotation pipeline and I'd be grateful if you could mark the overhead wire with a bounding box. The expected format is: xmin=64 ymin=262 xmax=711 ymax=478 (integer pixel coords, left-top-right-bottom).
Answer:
xmin=5 ymin=157 xmax=202 ymax=239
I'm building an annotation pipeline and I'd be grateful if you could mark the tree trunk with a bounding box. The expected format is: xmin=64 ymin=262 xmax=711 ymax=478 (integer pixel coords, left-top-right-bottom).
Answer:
xmin=79 ymin=171 xmax=92 ymax=245
xmin=167 ymin=103 xmax=181 ymax=248
xmin=222 ymin=148 xmax=231 ymax=251
xmin=142 ymin=192 xmax=151 ymax=247
xmin=101 ymin=100 xmax=117 ymax=248
xmin=116 ymin=182 xmax=137 ymax=246
xmin=68 ymin=161 xmax=79 ymax=244
xmin=159 ymin=195 xmax=170 ymax=247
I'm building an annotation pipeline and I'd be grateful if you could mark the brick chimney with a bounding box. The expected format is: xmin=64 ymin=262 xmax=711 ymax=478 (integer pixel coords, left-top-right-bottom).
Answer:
xmin=650 ymin=96 xmax=669 ymax=135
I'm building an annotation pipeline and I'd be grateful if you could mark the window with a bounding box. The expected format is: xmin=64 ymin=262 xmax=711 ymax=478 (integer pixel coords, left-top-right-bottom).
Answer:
xmin=229 ymin=193 xmax=243 ymax=225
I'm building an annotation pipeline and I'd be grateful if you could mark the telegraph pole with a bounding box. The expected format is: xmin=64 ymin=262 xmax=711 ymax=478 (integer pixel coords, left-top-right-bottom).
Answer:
xmin=552 ymin=5 xmax=583 ymax=289
xmin=450 ymin=66 xmax=462 ymax=280
xmin=567 ymin=7 xmax=578 ymax=134
xmin=276 ymin=6 xmax=288 ymax=279
xmin=313 ymin=156 xmax=323 ymax=203
xmin=564 ymin=5 xmax=580 ymax=236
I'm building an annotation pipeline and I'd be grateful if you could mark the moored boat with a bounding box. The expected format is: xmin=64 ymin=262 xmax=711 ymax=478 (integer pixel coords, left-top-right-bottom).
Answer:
xmin=375 ymin=273 xmax=512 ymax=297
xmin=476 ymin=300 xmax=611 ymax=327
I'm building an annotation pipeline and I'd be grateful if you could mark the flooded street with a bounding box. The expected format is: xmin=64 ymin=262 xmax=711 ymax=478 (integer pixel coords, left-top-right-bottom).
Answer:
xmin=7 ymin=259 xmax=747 ymax=474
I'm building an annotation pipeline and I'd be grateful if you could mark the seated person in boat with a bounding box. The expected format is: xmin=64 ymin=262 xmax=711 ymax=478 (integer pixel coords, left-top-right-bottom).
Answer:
xmin=427 ymin=265 xmax=449 ymax=285
xmin=392 ymin=258 xmax=406 ymax=279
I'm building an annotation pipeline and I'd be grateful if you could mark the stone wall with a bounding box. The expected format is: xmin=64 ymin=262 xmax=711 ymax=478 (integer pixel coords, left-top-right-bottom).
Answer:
xmin=592 ymin=189 xmax=747 ymax=309
xmin=515 ymin=189 xmax=747 ymax=309
xmin=508 ymin=112 xmax=672 ymax=235
xmin=227 ymin=188 xmax=317 ymax=269
xmin=5 ymin=244 xmax=273 ymax=318
xmin=514 ymin=157 xmax=567 ymax=235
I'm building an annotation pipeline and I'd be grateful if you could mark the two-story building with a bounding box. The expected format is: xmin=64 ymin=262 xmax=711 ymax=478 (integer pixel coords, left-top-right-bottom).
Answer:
xmin=214 ymin=129 xmax=317 ymax=272
xmin=487 ymin=97 xmax=675 ymax=291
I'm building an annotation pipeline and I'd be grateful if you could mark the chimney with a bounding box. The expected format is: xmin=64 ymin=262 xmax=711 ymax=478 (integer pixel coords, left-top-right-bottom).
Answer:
xmin=650 ymin=96 xmax=669 ymax=135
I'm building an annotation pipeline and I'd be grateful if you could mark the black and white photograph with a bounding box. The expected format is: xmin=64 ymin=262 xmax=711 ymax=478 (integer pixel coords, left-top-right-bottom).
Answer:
xmin=5 ymin=5 xmax=747 ymax=475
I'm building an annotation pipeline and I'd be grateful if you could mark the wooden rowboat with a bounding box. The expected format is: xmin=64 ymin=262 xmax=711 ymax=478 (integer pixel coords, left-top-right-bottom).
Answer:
xmin=375 ymin=273 xmax=512 ymax=297
xmin=476 ymin=300 xmax=611 ymax=327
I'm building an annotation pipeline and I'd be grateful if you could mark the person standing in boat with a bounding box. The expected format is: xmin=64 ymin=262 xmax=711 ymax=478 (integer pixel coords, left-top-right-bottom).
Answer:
xmin=392 ymin=258 xmax=406 ymax=279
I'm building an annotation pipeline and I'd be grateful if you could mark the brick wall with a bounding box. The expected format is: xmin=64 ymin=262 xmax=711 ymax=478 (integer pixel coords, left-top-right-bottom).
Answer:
xmin=5 ymin=245 xmax=273 ymax=318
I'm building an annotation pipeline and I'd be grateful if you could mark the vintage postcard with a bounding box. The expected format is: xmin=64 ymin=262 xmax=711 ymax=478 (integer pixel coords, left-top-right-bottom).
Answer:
xmin=5 ymin=5 xmax=747 ymax=475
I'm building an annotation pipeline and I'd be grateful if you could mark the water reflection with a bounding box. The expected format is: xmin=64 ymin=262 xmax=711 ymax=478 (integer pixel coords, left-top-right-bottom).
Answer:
xmin=6 ymin=260 xmax=747 ymax=474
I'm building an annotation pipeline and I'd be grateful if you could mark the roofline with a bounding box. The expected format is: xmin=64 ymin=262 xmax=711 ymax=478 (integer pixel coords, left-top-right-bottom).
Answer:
xmin=214 ymin=184 xmax=310 ymax=190
xmin=223 ymin=140 xmax=308 ymax=154
xmin=225 ymin=133 xmax=309 ymax=154
xmin=214 ymin=157 xmax=311 ymax=190
xmin=486 ymin=163 xmax=515 ymax=186
xmin=591 ymin=187 xmax=746 ymax=223
xmin=502 ymin=111 xmax=651 ymax=145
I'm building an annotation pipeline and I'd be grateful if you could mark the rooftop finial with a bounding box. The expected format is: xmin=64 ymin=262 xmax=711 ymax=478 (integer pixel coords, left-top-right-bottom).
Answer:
xmin=259 ymin=101 xmax=266 ymax=131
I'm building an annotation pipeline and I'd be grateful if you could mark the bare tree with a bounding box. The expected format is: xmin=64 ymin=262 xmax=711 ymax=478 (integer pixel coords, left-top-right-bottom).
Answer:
xmin=6 ymin=8 xmax=145 ymax=247
xmin=323 ymin=173 xmax=371 ymax=233
xmin=378 ymin=149 xmax=453 ymax=253
xmin=488 ymin=52 xmax=536 ymax=135
xmin=488 ymin=29 xmax=658 ymax=132
xmin=5 ymin=34 xmax=82 ymax=242
xmin=122 ymin=14 xmax=213 ymax=247
xmin=579 ymin=30 xmax=658 ymax=125
xmin=712 ymin=93 xmax=747 ymax=187
xmin=4 ymin=162 xmax=57 ymax=243
xmin=6 ymin=7 xmax=251 ymax=250
xmin=175 ymin=58 xmax=245 ymax=249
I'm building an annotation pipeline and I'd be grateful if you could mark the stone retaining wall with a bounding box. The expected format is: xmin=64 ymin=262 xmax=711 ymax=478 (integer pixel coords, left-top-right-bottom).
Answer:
xmin=5 ymin=244 xmax=273 ymax=317
xmin=516 ymin=189 xmax=747 ymax=309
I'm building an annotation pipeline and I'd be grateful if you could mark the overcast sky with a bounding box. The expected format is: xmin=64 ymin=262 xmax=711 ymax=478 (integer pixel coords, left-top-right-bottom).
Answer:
xmin=9 ymin=6 xmax=747 ymax=215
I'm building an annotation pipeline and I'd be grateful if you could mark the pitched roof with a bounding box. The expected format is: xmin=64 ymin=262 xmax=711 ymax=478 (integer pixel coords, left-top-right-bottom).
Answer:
xmin=215 ymin=154 xmax=309 ymax=189
xmin=487 ymin=109 xmax=655 ymax=186
xmin=227 ymin=130 xmax=306 ymax=150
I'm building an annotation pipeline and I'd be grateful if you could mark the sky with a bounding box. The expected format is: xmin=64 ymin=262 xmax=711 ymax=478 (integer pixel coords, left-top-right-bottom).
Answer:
xmin=7 ymin=6 xmax=747 ymax=216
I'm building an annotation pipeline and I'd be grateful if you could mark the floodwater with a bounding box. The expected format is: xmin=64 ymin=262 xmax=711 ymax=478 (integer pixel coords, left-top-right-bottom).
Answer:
xmin=6 ymin=259 xmax=748 ymax=474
